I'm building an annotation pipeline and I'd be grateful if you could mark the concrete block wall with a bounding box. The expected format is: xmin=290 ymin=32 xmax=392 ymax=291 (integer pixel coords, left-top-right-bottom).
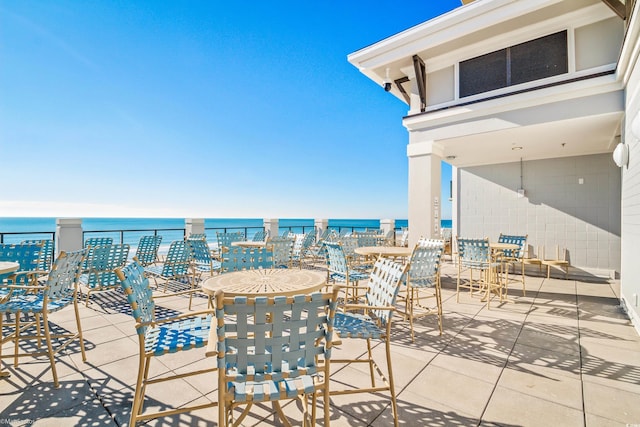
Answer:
xmin=457 ymin=153 xmax=621 ymax=276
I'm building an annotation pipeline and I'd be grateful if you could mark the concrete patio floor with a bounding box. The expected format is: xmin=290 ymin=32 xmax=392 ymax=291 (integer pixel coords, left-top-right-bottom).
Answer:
xmin=1 ymin=261 xmax=639 ymax=426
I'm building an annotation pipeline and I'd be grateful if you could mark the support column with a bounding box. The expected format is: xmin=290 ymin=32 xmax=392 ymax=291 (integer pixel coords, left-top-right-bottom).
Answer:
xmin=380 ymin=219 xmax=395 ymax=236
xmin=314 ymin=219 xmax=328 ymax=240
xmin=185 ymin=218 xmax=205 ymax=237
xmin=56 ymin=218 xmax=83 ymax=256
xmin=407 ymin=140 xmax=442 ymax=247
xmin=263 ymin=218 xmax=279 ymax=240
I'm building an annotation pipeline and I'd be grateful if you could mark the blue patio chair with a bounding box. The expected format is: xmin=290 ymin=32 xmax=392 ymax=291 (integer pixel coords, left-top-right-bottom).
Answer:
xmin=21 ymin=239 xmax=54 ymax=271
xmin=221 ymin=246 xmax=273 ymax=272
xmin=323 ymin=241 xmax=370 ymax=306
xmin=188 ymin=238 xmax=221 ymax=278
xmin=0 ymin=243 xmax=45 ymax=302
xmin=355 ymin=230 xmax=382 ymax=247
xmin=82 ymin=237 xmax=114 ymax=271
xmin=134 ymin=235 xmax=162 ymax=267
xmin=292 ymin=231 xmax=316 ymax=269
xmin=216 ymin=231 xmax=245 ymax=249
xmin=330 ymin=257 xmax=409 ymax=427
xmin=268 ymin=236 xmax=294 ymax=268
xmin=456 ymin=237 xmax=502 ymax=309
xmin=79 ymin=244 xmax=130 ymax=306
xmin=402 ymin=239 xmax=444 ymax=341
xmin=0 ymin=249 xmax=87 ymax=387
xmin=498 ymin=233 xmax=528 ymax=296
xmin=251 ymin=229 xmax=268 ymax=242
xmin=144 ymin=240 xmax=193 ymax=293
xmin=114 ymin=260 xmax=217 ymax=426
xmin=186 ymin=233 xmax=207 ymax=241
xmin=212 ymin=286 xmax=339 ymax=426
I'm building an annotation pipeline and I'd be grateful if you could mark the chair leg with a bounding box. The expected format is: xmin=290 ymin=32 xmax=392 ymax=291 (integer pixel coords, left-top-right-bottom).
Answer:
xmin=366 ymin=338 xmax=376 ymax=388
xmin=435 ymin=282 xmax=443 ymax=336
xmin=14 ymin=313 xmax=20 ymax=368
xmin=408 ymin=285 xmax=415 ymax=343
xmin=130 ymin=353 xmax=148 ymax=426
xmin=41 ymin=311 xmax=60 ymax=388
xmin=384 ymin=334 xmax=399 ymax=427
xmin=73 ymin=299 xmax=87 ymax=362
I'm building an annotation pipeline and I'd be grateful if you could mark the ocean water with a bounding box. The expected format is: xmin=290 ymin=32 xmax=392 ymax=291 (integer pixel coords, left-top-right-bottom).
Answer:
xmin=0 ymin=217 xmax=449 ymax=248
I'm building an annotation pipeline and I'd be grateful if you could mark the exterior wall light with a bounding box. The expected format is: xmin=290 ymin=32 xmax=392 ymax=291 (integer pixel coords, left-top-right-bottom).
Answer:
xmin=613 ymin=142 xmax=629 ymax=168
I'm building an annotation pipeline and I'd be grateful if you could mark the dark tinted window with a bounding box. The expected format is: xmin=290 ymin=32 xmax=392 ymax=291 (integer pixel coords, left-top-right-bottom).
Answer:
xmin=458 ymin=30 xmax=567 ymax=98
xmin=510 ymin=31 xmax=568 ymax=85
xmin=459 ymin=50 xmax=507 ymax=97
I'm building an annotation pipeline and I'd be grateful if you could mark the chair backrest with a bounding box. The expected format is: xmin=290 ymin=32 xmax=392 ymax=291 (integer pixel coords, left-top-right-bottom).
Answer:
xmin=45 ymin=249 xmax=86 ymax=302
xmin=323 ymin=241 xmax=348 ymax=276
xmin=269 ymin=236 xmax=294 ymax=268
xmin=292 ymin=231 xmax=315 ymax=258
xmin=252 ymin=229 xmax=267 ymax=242
xmin=214 ymin=288 xmax=338 ymax=386
xmin=383 ymin=230 xmax=395 ymax=246
xmin=161 ymin=240 xmax=192 ymax=278
xmin=339 ymin=236 xmax=359 ymax=258
xmin=221 ymin=246 xmax=273 ymax=272
xmin=83 ymin=237 xmax=115 ymax=270
xmin=216 ymin=231 xmax=245 ymax=249
xmin=84 ymin=244 xmax=130 ymax=289
xmin=456 ymin=237 xmax=491 ymax=267
xmin=498 ymin=234 xmax=527 ymax=258
xmin=338 ymin=228 xmax=351 ymax=237
xmin=355 ymin=231 xmax=381 ymax=247
xmin=135 ymin=235 xmax=163 ymax=266
xmin=0 ymin=242 xmax=44 ymax=286
xmin=84 ymin=237 xmax=114 ymax=248
xmin=186 ymin=233 xmax=207 ymax=242
xmin=399 ymin=228 xmax=410 ymax=247
xmin=115 ymin=260 xmax=155 ymax=336
xmin=188 ymin=239 xmax=213 ymax=265
xmin=365 ymin=257 xmax=408 ymax=324
xmin=408 ymin=240 xmax=444 ymax=286
xmin=21 ymin=239 xmax=54 ymax=271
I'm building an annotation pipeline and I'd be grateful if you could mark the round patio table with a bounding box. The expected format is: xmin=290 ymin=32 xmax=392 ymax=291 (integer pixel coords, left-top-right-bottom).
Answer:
xmin=354 ymin=246 xmax=412 ymax=258
xmin=230 ymin=241 xmax=267 ymax=248
xmin=202 ymin=268 xmax=326 ymax=297
xmin=0 ymin=261 xmax=19 ymax=275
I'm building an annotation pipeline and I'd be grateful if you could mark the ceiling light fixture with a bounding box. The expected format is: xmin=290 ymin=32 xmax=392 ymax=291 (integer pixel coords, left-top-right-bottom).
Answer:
xmin=511 ymin=146 xmax=523 ymax=151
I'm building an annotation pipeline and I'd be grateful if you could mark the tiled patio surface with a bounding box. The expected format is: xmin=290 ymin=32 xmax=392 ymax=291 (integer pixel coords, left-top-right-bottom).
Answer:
xmin=1 ymin=261 xmax=639 ymax=426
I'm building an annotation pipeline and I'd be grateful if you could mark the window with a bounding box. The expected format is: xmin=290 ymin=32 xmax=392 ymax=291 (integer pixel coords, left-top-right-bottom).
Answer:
xmin=459 ymin=31 xmax=568 ymax=98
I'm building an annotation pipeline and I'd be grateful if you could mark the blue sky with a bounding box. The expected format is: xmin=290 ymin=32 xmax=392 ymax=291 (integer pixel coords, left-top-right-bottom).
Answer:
xmin=0 ymin=1 xmax=459 ymax=219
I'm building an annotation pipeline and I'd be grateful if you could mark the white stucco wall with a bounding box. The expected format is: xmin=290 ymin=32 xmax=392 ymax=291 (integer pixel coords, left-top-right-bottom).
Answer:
xmin=457 ymin=154 xmax=621 ymax=277
xmin=621 ymin=48 xmax=640 ymax=330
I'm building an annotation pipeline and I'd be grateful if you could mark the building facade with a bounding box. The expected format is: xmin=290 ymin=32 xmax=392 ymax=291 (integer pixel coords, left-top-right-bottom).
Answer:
xmin=348 ymin=0 xmax=640 ymax=331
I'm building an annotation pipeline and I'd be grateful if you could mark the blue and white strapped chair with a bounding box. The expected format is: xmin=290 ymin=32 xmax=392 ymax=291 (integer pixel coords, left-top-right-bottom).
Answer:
xmin=21 ymin=239 xmax=54 ymax=271
xmin=115 ymin=260 xmax=217 ymax=426
xmin=0 ymin=249 xmax=87 ymax=387
xmin=456 ymin=237 xmax=503 ymax=309
xmin=269 ymin=236 xmax=294 ymax=268
xmin=144 ymin=240 xmax=193 ymax=293
xmin=497 ymin=233 xmax=528 ymax=296
xmin=82 ymin=237 xmax=114 ymax=271
xmin=79 ymin=244 xmax=130 ymax=306
xmin=330 ymin=257 xmax=409 ymax=427
xmin=188 ymin=238 xmax=220 ymax=279
xmin=0 ymin=242 xmax=45 ymax=302
xmin=211 ymin=286 xmax=339 ymax=427
xmin=292 ymin=231 xmax=316 ymax=269
xmin=134 ymin=235 xmax=162 ymax=267
xmin=323 ymin=241 xmax=370 ymax=306
xmin=401 ymin=239 xmax=444 ymax=342
xmin=220 ymin=246 xmax=273 ymax=272
xmin=251 ymin=229 xmax=268 ymax=242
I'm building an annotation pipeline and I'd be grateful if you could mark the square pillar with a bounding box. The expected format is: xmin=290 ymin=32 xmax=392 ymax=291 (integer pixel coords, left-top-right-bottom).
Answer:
xmin=56 ymin=218 xmax=83 ymax=256
xmin=407 ymin=141 xmax=442 ymax=247
xmin=186 ymin=218 xmax=205 ymax=237
xmin=263 ymin=218 xmax=279 ymax=240
xmin=315 ymin=219 xmax=328 ymax=240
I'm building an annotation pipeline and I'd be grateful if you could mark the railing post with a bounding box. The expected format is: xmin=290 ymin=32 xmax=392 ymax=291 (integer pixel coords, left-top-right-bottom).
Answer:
xmin=185 ymin=218 xmax=205 ymax=237
xmin=56 ymin=218 xmax=83 ymax=256
xmin=314 ymin=219 xmax=328 ymax=240
xmin=263 ymin=218 xmax=279 ymax=239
